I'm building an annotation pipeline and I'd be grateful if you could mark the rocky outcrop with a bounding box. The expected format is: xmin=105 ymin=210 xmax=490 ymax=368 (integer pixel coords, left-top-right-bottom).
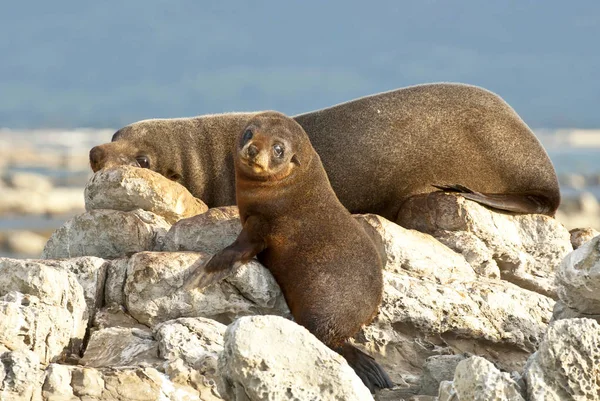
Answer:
xmin=438 ymin=356 xmax=525 ymax=401
xmin=85 ymin=166 xmax=208 ymax=224
xmin=42 ymin=209 xmax=171 ymax=259
xmin=218 ymin=315 xmax=374 ymax=401
xmin=398 ymin=192 xmax=572 ymax=298
xmin=3 ymin=166 xmax=597 ymax=400
xmin=0 ymin=258 xmax=88 ymax=364
xmin=524 ymin=318 xmax=600 ymax=400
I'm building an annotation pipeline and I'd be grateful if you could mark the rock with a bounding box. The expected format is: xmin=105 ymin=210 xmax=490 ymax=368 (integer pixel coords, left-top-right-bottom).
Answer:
xmin=551 ymin=300 xmax=600 ymax=324
xmin=0 ymin=258 xmax=88 ymax=364
xmin=556 ymin=235 xmax=600 ymax=314
xmin=362 ymin=271 xmax=554 ymax=377
xmin=356 ymin=214 xmax=476 ymax=283
xmin=0 ymin=350 xmax=44 ymax=400
xmin=125 ymin=252 xmax=289 ymax=327
xmin=105 ymin=257 xmax=129 ymax=306
xmin=42 ymin=365 xmax=201 ymax=400
xmin=40 ymin=256 xmax=108 ymax=322
xmin=397 ymin=192 xmax=572 ymax=298
xmin=42 ymin=209 xmax=171 ymax=259
xmin=80 ymin=327 xmax=161 ymax=368
xmin=218 ymin=315 xmax=374 ymax=401
xmin=0 ymin=187 xmax=84 ymax=216
xmin=524 ymin=318 xmax=600 ymax=400
xmin=7 ymin=171 xmax=53 ymax=192
xmin=161 ymin=206 xmax=241 ymax=253
xmin=420 ymin=354 xmax=469 ymax=396
xmin=155 ymin=317 xmax=227 ymax=399
xmin=93 ymin=305 xmax=149 ymax=330
xmin=3 ymin=230 xmax=47 ymax=257
xmin=85 ymin=166 xmax=208 ymax=224
xmin=439 ymin=356 xmax=525 ymax=401
xmin=569 ymin=227 xmax=599 ymax=249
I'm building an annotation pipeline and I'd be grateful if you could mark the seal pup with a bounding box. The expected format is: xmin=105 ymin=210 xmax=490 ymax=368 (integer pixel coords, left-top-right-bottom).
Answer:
xmin=185 ymin=111 xmax=393 ymax=392
xmin=90 ymin=83 xmax=561 ymax=221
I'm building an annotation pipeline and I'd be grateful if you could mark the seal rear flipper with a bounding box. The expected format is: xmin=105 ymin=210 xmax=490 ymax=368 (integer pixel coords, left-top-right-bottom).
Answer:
xmin=336 ymin=343 xmax=394 ymax=393
xmin=433 ymin=184 xmax=553 ymax=215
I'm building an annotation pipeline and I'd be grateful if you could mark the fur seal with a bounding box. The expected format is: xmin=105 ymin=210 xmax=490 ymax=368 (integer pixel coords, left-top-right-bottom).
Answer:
xmin=184 ymin=111 xmax=393 ymax=392
xmin=90 ymin=83 xmax=561 ymax=222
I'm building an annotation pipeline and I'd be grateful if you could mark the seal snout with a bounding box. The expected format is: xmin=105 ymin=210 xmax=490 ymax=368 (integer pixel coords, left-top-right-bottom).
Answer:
xmin=89 ymin=145 xmax=106 ymax=172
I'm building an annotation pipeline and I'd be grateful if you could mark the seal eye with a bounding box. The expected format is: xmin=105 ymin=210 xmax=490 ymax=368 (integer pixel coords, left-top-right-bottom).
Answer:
xmin=273 ymin=144 xmax=284 ymax=158
xmin=136 ymin=156 xmax=150 ymax=168
xmin=241 ymin=129 xmax=253 ymax=145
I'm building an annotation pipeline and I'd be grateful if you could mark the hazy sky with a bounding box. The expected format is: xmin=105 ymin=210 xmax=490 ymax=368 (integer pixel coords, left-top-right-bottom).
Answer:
xmin=1 ymin=1 xmax=599 ymax=128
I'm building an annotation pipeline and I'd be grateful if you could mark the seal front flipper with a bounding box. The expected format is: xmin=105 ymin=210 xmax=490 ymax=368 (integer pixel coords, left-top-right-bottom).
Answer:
xmin=433 ymin=184 xmax=553 ymax=215
xmin=182 ymin=216 xmax=267 ymax=291
xmin=336 ymin=343 xmax=394 ymax=392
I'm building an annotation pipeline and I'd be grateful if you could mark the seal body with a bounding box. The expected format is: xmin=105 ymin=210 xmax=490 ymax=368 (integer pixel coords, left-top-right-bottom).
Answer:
xmin=90 ymin=83 xmax=561 ymax=220
xmin=185 ymin=111 xmax=393 ymax=391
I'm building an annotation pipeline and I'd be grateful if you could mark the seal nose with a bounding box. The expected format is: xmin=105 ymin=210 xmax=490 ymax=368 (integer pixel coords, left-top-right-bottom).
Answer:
xmin=89 ymin=146 xmax=106 ymax=172
xmin=247 ymin=144 xmax=259 ymax=159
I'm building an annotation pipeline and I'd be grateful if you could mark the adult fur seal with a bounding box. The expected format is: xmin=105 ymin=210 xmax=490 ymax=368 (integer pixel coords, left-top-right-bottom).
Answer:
xmin=90 ymin=83 xmax=561 ymax=221
xmin=184 ymin=111 xmax=393 ymax=392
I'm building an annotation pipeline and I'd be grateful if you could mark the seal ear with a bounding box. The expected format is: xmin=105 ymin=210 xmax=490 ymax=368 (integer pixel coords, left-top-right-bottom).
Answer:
xmin=291 ymin=154 xmax=301 ymax=166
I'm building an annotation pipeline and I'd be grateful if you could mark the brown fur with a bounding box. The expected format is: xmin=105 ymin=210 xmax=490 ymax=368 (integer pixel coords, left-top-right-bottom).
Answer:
xmin=185 ymin=111 xmax=392 ymax=391
xmin=90 ymin=83 xmax=561 ymax=221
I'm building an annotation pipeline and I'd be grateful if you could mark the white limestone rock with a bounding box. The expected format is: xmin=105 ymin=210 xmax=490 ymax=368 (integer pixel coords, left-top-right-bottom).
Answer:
xmin=124 ymin=252 xmax=289 ymax=327
xmin=556 ymin=235 xmax=600 ymax=314
xmin=218 ymin=315 xmax=374 ymax=401
xmin=85 ymin=166 xmax=208 ymax=224
xmin=42 ymin=209 xmax=171 ymax=259
xmin=397 ymin=192 xmax=572 ymax=298
xmin=524 ymin=318 xmax=600 ymax=401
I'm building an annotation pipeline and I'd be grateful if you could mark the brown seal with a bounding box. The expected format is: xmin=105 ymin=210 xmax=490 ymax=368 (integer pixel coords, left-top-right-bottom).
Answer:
xmin=184 ymin=111 xmax=393 ymax=392
xmin=90 ymin=83 xmax=561 ymax=221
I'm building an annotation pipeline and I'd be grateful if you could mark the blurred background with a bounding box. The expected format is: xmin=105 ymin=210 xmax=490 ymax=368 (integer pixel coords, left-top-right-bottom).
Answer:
xmin=1 ymin=1 xmax=599 ymax=258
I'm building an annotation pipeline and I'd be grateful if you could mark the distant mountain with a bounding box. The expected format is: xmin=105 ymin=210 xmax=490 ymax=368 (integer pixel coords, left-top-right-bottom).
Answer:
xmin=1 ymin=1 xmax=599 ymax=128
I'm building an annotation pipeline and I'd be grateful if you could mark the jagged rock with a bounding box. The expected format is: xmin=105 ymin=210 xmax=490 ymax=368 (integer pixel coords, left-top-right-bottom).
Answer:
xmin=93 ymin=305 xmax=149 ymax=330
xmin=42 ymin=209 xmax=171 ymax=259
xmin=81 ymin=327 xmax=161 ymax=368
xmin=155 ymin=317 xmax=227 ymax=400
xmin=161 ymin=206 xmax=241 ymax=253
xmin=438 ymin=356 xmax=525 ymax=401
xmin=40 ymin=256 xmax=108 ymax=322
xmin=569 ymin=228 xmax=599 ymax=249
xmin=361 ymin=271 xmax=554 ymax=377
xmin=42 ymin=364 xmax=201 ymax=400
xmin=0 ymin=258 xmax=87 ymax=364
xmin=524 ymin=318 xmax=600 ymax=400
xmin=556 ymin=235 xmax=600 ymax=314
xmin=0 ymin=350 xmax=44 ymax=400
xmin=105 ymin=257 xmax=129 ymax=306
xmin=551 ymin=300 xmax=600 ymax=324
xmin=397 ymin=192 xmax=572 ymax=298
xmin=420 ymin=354 xmax=469 ymax=396
xmin=356 ymin=214 xmax=476 ymax=283
xmin=124 ymin=252 xmax=289 ymax=327
xmin=85 ymin=166 xmax=208 ymax=224
xmin=218 ymin=315 xmax=374 ymax=401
